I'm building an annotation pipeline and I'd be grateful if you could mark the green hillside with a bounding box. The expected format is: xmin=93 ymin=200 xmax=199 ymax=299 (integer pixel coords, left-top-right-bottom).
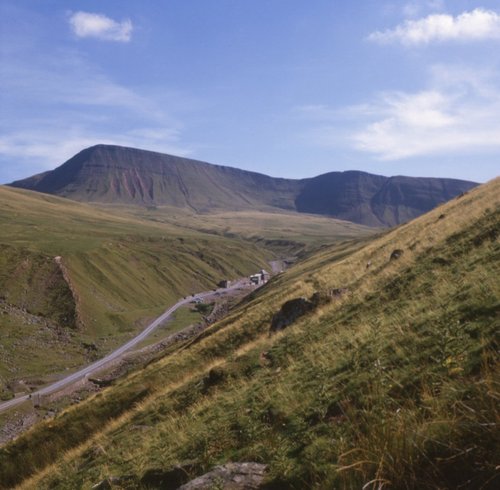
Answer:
xmin=0 ymin=186 xmax=368 ymax=397
xmin=111 ymin=205 xmax=375 ymax=251
xmin=2 ymin=179 xmax=498 ymax=489
xmin=0 ymin=186 xmax=268 ymax=394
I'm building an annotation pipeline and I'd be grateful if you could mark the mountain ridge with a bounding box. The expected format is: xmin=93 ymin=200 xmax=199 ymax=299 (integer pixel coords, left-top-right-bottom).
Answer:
xmin=9 ymin=144 xmax=478 ymax=226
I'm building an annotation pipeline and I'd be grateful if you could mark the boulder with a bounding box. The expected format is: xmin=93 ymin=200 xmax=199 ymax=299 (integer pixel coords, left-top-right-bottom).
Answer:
xmin=91 ymin=480 xmax=111 ymax=490
xmin=178 ymin=462 xmax=268 ymax=489
xmin=270 ymin=297 xmax=315 ymax=333
xmin=140 ymin=463 xmax=198 ymax=488
xmin=390 ymin=249 xmax=404 ymax=261
xmin=328 ymin=288 xmax=349 ymax=299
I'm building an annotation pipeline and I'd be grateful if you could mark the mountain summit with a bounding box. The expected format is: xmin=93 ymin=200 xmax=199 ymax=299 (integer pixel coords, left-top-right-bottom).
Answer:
xmin=10 ymin=144 xmax=477 ymax=227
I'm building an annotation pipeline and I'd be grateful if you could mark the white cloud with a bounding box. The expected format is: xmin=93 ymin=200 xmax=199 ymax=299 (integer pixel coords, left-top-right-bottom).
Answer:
xmin=352 ymin=67 xmax=500 ymax=159
xmin=369 ymin=8 xmax=500 ymax=45
xmin=295 ymin=66 xmax=500 ymax=161
xmin=69 ymin=11 xmax=132 ymax=42
xmin=0 ymin=125 xmax=192 ymax=178
xmin=402 ymin=1 xmax=444 ymax=18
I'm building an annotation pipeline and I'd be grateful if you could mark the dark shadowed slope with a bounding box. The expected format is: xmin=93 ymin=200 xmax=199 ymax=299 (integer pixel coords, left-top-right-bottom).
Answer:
xmin=10 ymin=144 xmax=477 ymax=226
xmin=295 ymin=171 xmax=478 ymax=227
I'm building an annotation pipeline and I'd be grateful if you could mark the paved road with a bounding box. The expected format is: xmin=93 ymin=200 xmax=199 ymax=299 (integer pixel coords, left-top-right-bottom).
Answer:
xmin=0 ymin=283 xmax=245 ymax=414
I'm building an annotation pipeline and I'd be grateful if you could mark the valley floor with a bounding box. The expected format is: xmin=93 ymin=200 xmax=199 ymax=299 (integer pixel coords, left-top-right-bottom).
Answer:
xmin=0 ymin=277 xmax=258 ymax=444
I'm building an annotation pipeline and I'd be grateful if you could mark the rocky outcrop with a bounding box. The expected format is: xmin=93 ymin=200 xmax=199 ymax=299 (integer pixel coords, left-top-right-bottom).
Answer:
xmin=140 ymin=462 xmax=199 ymax=488
xmin=178 ymin=462 xmax=268 ymax=490
xmin=0 ymin=245 xmax=77 ymax=329
xmin=53 ymin=256 xmax=83 ymax=328
xmin=90 ymin=463 xmax=267 ymax=490
xmin=390 ymin=249 xmax=404 ymax=261
xmin=270 ymin=290 xmax=349 ymax=333
xmin=270 ymin=297 xmax=316 ymax=333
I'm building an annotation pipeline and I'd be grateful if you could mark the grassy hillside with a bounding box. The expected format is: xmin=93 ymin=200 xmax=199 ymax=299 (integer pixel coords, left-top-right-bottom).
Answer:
xmin=0 ymin=186 xmax=368 ymax=397
xmin=2 ymin=179 xmax=497 ymax=489
xmin=112 ymin=205 xmax=375 ymax=252
xmin=0 ymin=186 xmax=270 ymax=394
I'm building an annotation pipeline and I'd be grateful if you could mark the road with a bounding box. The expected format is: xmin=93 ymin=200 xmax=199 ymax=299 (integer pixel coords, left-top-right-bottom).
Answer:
xmin=0 ymin=282 xmax=246 ymax=414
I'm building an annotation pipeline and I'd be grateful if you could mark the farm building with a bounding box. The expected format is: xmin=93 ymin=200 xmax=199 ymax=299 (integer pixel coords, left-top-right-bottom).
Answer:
xmin=250 ymin=270 xmax=270 ymax=285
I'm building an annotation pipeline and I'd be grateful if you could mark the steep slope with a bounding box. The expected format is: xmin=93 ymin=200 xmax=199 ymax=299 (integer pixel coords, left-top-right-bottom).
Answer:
xmin=9 ymin=145 xmax=302 ymax=212
xmin=0 ymin=186 xmax=271 ymax=397
xmin=0 ymin=185 xmax=370 ymax=400
xmin=2 ymin=179 xmax=497 ymax=489
xmin=9 ymin=144 xmax=477 ymax=226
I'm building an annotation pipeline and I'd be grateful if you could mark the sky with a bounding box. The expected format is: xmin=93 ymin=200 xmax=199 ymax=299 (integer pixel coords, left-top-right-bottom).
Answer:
xmin=1 ymin=1 xmax=499 ymax=184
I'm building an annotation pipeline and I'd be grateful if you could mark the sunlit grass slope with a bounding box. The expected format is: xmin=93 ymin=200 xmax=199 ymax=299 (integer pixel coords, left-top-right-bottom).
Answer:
xmin=0 ymin=186 xmax=272 ymax=389
xmin=2 ymin=179 xmax=498 ymax=489
xmin=0 ymin=185 xmax=370 ymax=394
xmin=118 ymin=205 xmax=375 ymax=251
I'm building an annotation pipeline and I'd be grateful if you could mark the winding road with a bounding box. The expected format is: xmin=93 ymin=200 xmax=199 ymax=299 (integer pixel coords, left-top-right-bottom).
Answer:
xmin=0 ymin=282 xmax=246 ymax=414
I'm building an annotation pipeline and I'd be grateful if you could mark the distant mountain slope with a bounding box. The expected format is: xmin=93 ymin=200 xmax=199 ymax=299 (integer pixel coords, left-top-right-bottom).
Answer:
xmin=9 ymin=145 xmax=302 ymax=212
xmin=9 ymin=144 xmax=477 ymax=226
xmin=296 ymin=171 xmax=477 ymax=227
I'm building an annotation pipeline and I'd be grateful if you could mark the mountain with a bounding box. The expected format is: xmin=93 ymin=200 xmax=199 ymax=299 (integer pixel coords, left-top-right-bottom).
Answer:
xmin=2 ymin=178 xmax=498 ymax=489
xmin=295 ymin=171 xmax=478 ymax=227
xmin=9 ymin=144 xmax=477 ymax=227
xmin=9 ymin=145 xmax=302 ymax=213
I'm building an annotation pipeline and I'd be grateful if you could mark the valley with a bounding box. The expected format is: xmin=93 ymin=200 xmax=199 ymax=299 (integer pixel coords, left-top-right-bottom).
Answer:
xmin=0 ymin=184 xmax=371 ymax=401
xmin=0 ymin=171 xmax=497 ymax=489
xmin=2 ymin=2 xmax=499 ymax=488
xmin=0 ymin=279 xmax=251 ymax=415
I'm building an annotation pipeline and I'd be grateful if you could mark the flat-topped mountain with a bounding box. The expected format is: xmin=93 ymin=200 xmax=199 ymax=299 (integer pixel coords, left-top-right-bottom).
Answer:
xmin=10 ymin=144 xmax=477 ymax=226
xmin=9 ymin=145 xmax=302 ymax=213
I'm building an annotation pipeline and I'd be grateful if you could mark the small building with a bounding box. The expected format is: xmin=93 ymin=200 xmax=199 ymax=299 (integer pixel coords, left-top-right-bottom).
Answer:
xmin=218 ymin=279 xmax=231 ymax=288
xmin=250 ymin=274 xmax=262 ymax=285
xmin=250 ymin=270 xmax=270 ymax=285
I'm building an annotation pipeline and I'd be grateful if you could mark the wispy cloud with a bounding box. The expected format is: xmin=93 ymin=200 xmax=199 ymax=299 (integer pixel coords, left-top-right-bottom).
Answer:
xmin=402 ymin=0 xmax=444 ymax=19
xmin=69 ymin=11 xmax=132 ymax=42
xmin=354 ymin=66 xmax=500 ymax=159
xmin=0 ymin=125 xmax=191 ymax=178
xmin=369 ymin=8 xmax=500 ymax=45
xmin=295 ymin=66 xmax=500 ymax=161
xmin=0 ymin=43 xmax=194 ymax=181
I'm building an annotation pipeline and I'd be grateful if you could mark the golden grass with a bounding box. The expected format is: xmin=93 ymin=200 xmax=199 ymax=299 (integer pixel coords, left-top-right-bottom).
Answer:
xmin=2 ymin=179 xmax=499 ymax=489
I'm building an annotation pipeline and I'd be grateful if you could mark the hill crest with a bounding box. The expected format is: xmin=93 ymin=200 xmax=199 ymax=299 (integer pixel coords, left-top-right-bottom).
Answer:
xmin=10 ymin=144 xmax=477 ymax=226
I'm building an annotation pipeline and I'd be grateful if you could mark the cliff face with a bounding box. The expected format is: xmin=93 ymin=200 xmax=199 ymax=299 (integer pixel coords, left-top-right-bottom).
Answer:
xmin=0 ymin=244 xmax=77 ymax=329
xmin=10 ymin=144 xmax=477 ymax=226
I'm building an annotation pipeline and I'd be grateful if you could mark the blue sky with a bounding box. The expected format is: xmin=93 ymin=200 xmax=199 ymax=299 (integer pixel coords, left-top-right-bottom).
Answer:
xmin=1 ymin=0 xmax=499 ymax=184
